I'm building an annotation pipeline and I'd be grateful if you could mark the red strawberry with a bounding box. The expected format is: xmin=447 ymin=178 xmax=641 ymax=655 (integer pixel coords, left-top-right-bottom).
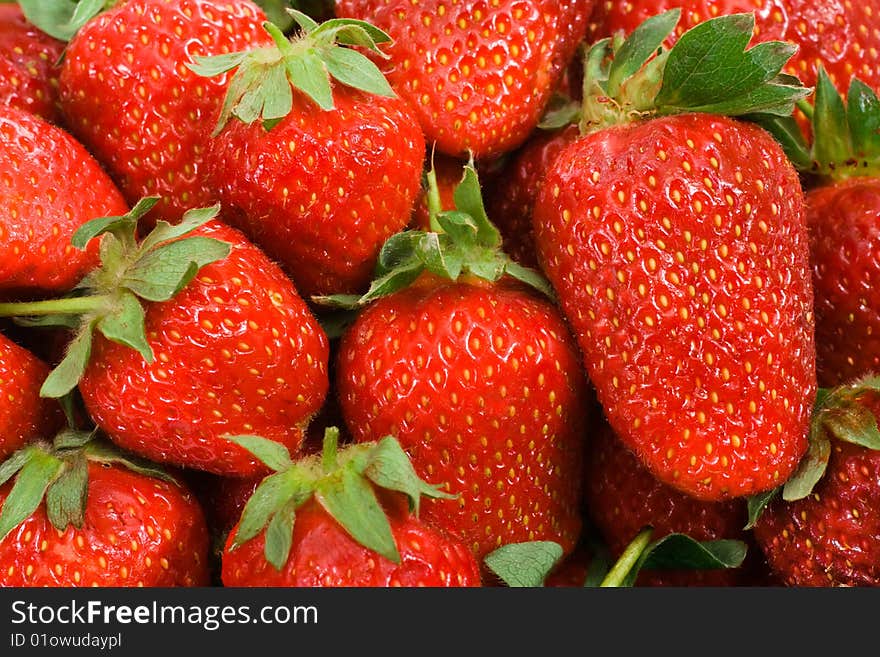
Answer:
xmin=0 ymin=201 xmax=329 ymax=477
xmin=585 ymin=418 xmax=754 ymax=586
xmin=532 ymin=13 xmax=816 ymax=501
xmin=0 ymin=105 xmax=128 ymax=297
xmin=753 ymin=380 xmax=880 ymax=586
xmin=588 ymin=0 xmax=880 ymax=98
xmin=192 ymin=16 xmax=425 ymax=297
xmin=56 ymin=0 xmax=271 ymax=224
xmin=0 ymin=436 xmax=210 ymax=587
xmin=221 ymin=430 xmax=482 ymax=587
xmin=334 ymin=0 xmax=594 ymax=159
xmin=0 ymin=5 xmax=64 ymax=122
xmin=331 ymin=163 xmax=587 ymax=563
xmin=0 ymin=332 xmax=63 ymax=460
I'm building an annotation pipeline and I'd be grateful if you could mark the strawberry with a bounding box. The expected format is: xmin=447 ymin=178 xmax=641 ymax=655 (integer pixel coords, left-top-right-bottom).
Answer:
xmin=0 ymin=4 xmax=64 ymax=122
xmin=221 ymin=430 xmax=482 ymax=587
xmin=0 ymin=432 xmax=209 ymax=587
xmin=760 ymin=72 xmax=880 ymax=387
xmin=752 ymin=379 xmax=880 ymax=586
xmin=0 ymin=104 xmax=128 ymax=298
xmin=588 ymin=0 xmax=880 ymax=98
xmin=0 ymin=200 xmax=329 ymax=476
xmin=532 ymin=12 xmax=816 ymax=501
xmin=327 ymin=162 xmax=587 ymax=563
xmin=334 ymin=0 xmax=594 ymax=159
xmin=49 ymin=0 xmax=272 ymax=224
xmin=190 ymin=14 xmax=425 ymax=297
xmin=0 ymin=332 xmax=63 ymax=460
xmin=585 ymin=417 xmax=755 ymax=586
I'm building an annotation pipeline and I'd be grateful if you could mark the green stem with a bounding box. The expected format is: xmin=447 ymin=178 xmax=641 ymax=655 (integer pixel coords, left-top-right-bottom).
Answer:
xmin=264 ymin=21 xmax=296 ymax=59
xmin=599 ymin=528 xmax=654 ymax=587
xmin=322 ymin=427 xmax=340 ymax=474
xmin=425 ymin=165 xmax=444 ymax=233
xmin=0 ymin=295 xmax=110 ymax=318
xmin=797 ymin=98 xmax=815 ymax=120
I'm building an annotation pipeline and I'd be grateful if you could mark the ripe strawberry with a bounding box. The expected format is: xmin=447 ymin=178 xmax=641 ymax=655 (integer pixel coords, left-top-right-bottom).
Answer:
xmin=0 ymin=332 xmax=63 ymax=460
xmin=0 ymin=105 xmax=128 ymax=298
xmin=0 ymin=201 xmax=329 ymax=476
xmin=532 ymin=12 xmax=815 ymax=501
xmin=55 ymin=0 xmax=271 ymax=224
xmin=0 ymin=4 xmax=64 ymax=122
xmin=221 ymin=430 xmax=482 ymax=587
xmin=334 ymin=0 xmax=594 ymax=159
xmin=0 ymin=434 xmax=210 ymax=586
xmin=330 ymin=163 xmax=587 ymax=563
xmin=765 ymin=72 xmax=880 ymax=387
xmin=585 ymin=418 xmax=754 ymax=586
xmin=192 ymin=15 xmax=425 ymax=297
xmin=588 ymin=0 xmax=880 ymax=97
xmin=753 ymin=379 xmax=880 ymax=586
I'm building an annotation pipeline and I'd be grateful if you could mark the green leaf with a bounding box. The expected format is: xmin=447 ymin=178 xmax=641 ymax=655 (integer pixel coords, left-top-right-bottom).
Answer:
xmin=656 ymin=13 xmax=805 ymax=116
xmin=72 ymin=197 xmax=159 ymax=250
xmin=822 ymin=405 xmax=880 ymax=450
xmin=185 ymin=51 xmax=250 ymax=78
xmin=40 ymin=326 xmax=93 ymax=399
xmin=606 ymin=8 xmax=681 ymax=97
xmin=18 ymin=0 xmax=103 ymax=41
xmin=355 ymin=263 xmax=424 ymax=307
xmin=316 ymin=465 xmax=400 ymax=563
xmin=745 ymin=487 xmax=780 ymax=529
xmin=465 ymin=252 xmax=506 ymax=283
xmin=310 ymin=19 xmax=392 ymax=51
xmin=504 ymin=261 xmax=557 ymax=300
xmin=260 ymin=62 xmax=296 ymax=130
xmin=96 ymin=291 xmax=152 ymax=362
xmin=137 ymin=205 xmax=222 ymax=254
xmin=812 ymin=67 xmax=852 ymax=168
xmin=453 ymin=164 xmax=500 ymax=248
xmin=224 ymin=435 xmax=294 ymax=472
xmin=123 ymin=237 xmax=231 ymax=302
xmin=375 ymin=231 xmax=422 ymax=276
xmin=285 ymin=48 xmax=333 ymax=110
xmin=641 ymin=535 xmax=748 ymax=571
xmin=289 ymin=8 xmax=320 ymax=34
xmin=848 ymin=78 xmax=880 ymax=160
xmin=484 ymin=541 xmax=564 ymax=587
xmin=53 ymin=429 xmax=96 ymax=451
xmin=0 ymin=451 xmax=64 ymax=542
xmin=0 ymin=446 xmax=39 ymax=488
xmin=417 ymin=232 xmax=463 ymax=280
xmin=537 ymin=97 xmax=582 ymax=130
xmin=436 ymin=211 xmax=479 ymax=245
xmin=363 ymin=437 xmax=455 ymax=515
xmin=782 ymin=435 xmax=831 ymax=501
xmin=263 ymin=498 xmax=297 ymax=570
xmin=747 ymin=113 xmax=813 ymax=170
xmin=320 ymin=47 xmax=395 ymax=97
xmin=82 ymin=441 xmax=177 ymax=484
xmin=233 ymin=471 xmax=294 ymax=546
xmin=211 ymin=58 xmax=266 ymax=136
xmin=45 ymin=455 xmax=89 ymax=531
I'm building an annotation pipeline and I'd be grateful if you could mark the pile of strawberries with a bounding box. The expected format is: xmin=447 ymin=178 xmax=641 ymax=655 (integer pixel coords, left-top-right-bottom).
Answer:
xmin=1 ymin=0 xmax=880 ymax=588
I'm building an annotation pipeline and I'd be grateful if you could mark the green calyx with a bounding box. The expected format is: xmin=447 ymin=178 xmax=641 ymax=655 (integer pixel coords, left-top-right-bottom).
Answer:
xmin=187 ymin=11 xmax=395 ymax=135
xmin=544 ymin=9 xmax=809 ymax=134
xmin=0 ymin=197 xmax=231 ymax=399
xmin=483 ymin=530 xmax=747 ymax=588
xmin=314 ymin=158 xmax=555 ymax=310
xmin=0 ymin=429 xmax=175 ymax=544
xmin=761 ymin=68 xmax=880 ymax=179
xmin=225 ymin=428 xmax=455 ymax=570
xmin=17 ymin=0 xmax=112 ymax=42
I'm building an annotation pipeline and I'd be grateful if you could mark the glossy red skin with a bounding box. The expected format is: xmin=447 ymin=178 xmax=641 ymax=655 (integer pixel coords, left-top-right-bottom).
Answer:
xmin=586 ymin=420 xmax=751 ymax=586
xmin=0 ymin=105 xmax=126 ymax=297
xmin=335 ymin=0 xmax=594 ymax=159
xmin=58 ymin=0 xmax=271 ymax=225
xmin=0 ymin=5 xmax=64 ymax=123
xmin=533 ymin=114 xmax=815 ymax=501
xmin=485 ymin=125 xmax=580 ymax=269
xmin=754 ymin=435 xmax=880 ymax=586
xmin=222 ymin=497 xmax=482 ymax=587
xmin=337 ymin=277 xmax=587 ymax=562
xmin=588 ymin=0 xmax=880 ymax=96
xmin=208 ymin=89 xmax=425 ymax=298
xmin=807 ymin=178 xmax=880 ymax=388
xmin=0 ymin=333 xmax=64 ymax=460
xmin=0 ymin=462 xmax=210 ymax=587
xmin=78 ymin=220 xmax=330 ymax=477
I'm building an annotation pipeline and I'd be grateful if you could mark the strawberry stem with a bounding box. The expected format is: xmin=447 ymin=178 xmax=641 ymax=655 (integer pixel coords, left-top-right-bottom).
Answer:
xmin=599 ymin=528 xmax=654 ymax=587
xmin=322 ymin=427 xmax=340 ymax=473
xmin=424 ymin=163 xmax=444 ymax=233
xmin=0 ymin=295 xmax=112 ymax=318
